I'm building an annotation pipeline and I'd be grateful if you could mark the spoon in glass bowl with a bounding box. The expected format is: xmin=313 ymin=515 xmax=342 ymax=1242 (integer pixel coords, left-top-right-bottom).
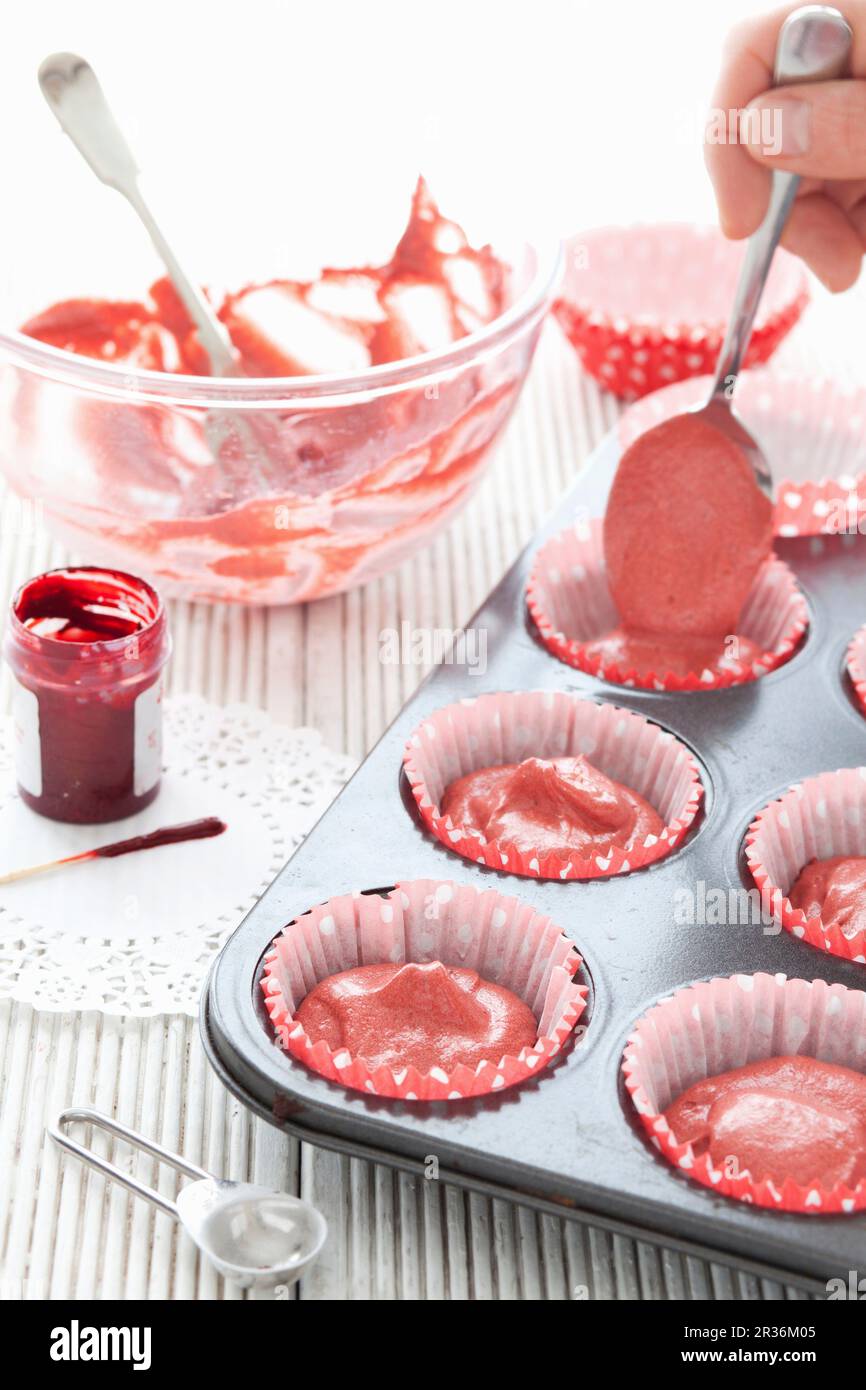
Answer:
xmin=39 ymin=52 xmax=240 ymax=379
xmin=684 ymin=4 xmax=852 ymax=498
xmin=38 ymin=52 xmax=283 ymax=495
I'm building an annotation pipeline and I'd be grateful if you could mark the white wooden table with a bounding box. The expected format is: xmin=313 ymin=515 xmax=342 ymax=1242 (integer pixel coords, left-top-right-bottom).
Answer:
xmin=1 ymin=291 xmax=864 ymax=1301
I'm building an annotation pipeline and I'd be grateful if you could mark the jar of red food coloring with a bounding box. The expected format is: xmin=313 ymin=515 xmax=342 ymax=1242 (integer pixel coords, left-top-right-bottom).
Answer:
xmin=3 ymin=567 xmax=171 ymax=823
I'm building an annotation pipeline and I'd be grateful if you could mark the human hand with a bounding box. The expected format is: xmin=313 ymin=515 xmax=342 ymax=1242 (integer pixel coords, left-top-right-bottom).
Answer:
xmin=706 ymin=3 xmax=866 ymax=290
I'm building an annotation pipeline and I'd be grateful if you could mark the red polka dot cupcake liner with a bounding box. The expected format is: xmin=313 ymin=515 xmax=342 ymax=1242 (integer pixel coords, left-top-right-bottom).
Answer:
xmin=846 ymin=626 xmax=866 ymax=719
xmin=526 ymin=519 xmax=808 ymax=691
xmin=618 ymin=372 xmax=866 ymax=538
xmin=261 ymin=878 xmax=587 ymax=1101
xmin=746 ymin=768 xmax=866 ymax=964
xmin=554 ymin=225 xmax=808 ymax=402
xmin=623 ymin=972 xmax=866 ymax=1214
xmin=403 ymin=690 xmax=703 ymax=880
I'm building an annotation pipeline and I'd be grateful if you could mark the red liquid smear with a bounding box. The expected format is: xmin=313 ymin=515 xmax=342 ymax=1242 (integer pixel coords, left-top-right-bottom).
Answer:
xmin=91 ymin=815 xmax=227 ymax=859
xmin=5 ymin=568 xmax=171 ymax=824
xmin=18 ymin=569 xmax=152 ymax=643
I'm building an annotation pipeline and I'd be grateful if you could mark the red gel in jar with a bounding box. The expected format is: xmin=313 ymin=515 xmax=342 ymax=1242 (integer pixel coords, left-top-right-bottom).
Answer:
xmin=4 ymin=567 xmax=171 ymax=823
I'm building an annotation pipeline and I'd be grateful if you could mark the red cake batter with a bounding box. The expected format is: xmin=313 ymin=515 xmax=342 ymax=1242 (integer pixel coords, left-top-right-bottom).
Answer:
xmin=440 ymin=755 xmax=663 ymax=857
xmin=21 ymin=178 xmax=505 ymax=378
xmin=294 ymin=960 xmax=538 ymax=1074
xmin=605 ymin=414 xmax=774 ymax=635
xmin=593 ymin=413 xmax=774 ymax=677
xmin=580 ymin=627 xmax=762 ymax=680
xmin=789 ymin=856 xmax=866 ymax=939
xmin=665 ymin=1056 xmax=866 ymax=1189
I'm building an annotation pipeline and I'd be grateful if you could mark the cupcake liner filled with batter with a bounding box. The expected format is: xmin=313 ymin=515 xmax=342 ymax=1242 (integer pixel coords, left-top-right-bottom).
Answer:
xmin=526 ymin=518 xmax=807 ymax=691
xmin=261 ymin=878 xmax=587 ymax=1100
xmin=746 ymin=768 xmax=866 ymax=964
xmin=403 ymin=690 xmax=703 ymax=880
xmin=623 ymin=972 xmax=866 ymax=1214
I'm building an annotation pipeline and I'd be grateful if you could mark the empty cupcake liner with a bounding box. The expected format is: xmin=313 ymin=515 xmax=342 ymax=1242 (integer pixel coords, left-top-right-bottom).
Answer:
xmin=618 ymin=372 xmax=866 ymax=537
xmin=746 ymin=768 xmax=866 ymax=964
xmin=623 ymin=972 xmax=866 ymax=1214
xmin=554 ymin=226 xmax=808 ymax=401
xmin=261 ymin=878 xmax=587 ymax=1100
xmin=846 ymin=626 xmax=866 ymax=720
xmin=526 ymin=518 xmax=808 ymax=692
xmin=403 ymin=690 xmax=703 ymax=880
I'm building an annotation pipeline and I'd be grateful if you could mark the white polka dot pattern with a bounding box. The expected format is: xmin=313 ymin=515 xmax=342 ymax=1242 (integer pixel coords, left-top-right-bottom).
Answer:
xmin=624 ymin=973 xmax=866 ymax=1214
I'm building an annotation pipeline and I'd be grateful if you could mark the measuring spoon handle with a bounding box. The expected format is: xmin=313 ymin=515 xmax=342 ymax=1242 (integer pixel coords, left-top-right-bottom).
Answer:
xmin=49 ymin=1106 xmax=212 ymax=1220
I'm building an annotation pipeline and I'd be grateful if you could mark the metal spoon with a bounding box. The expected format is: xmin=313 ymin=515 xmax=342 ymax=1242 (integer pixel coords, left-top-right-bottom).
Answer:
xmin=38 ymin=53 xmax=239 ymax=378
xmin=50 ymin=1107 xmax=327 ymax=1291
xmin=695 ymin=4 xmax=852 ymax=497
xmin=38 ymin=53 xmax=282 ymax=495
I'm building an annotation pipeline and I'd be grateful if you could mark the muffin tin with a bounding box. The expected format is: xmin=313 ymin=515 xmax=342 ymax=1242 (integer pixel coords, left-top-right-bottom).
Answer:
xmin=202 ymin=421 xmax=866 ymax=1294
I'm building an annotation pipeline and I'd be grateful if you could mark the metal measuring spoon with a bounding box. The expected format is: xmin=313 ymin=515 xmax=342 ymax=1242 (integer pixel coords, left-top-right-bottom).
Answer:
xmin=50 ymin=1107 xmax=327 ymax=1291
xmin=694 ymin=4 xmax=852 ymax=498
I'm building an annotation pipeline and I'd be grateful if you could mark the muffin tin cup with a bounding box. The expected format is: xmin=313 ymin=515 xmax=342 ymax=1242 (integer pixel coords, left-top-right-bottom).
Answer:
xmin=746 ymin=768 xmax=866 ymax=964
xmin=617 ymin=372 xmax=866 ymax=538
xmin=403 ymin=690 xmax=703 ymax=879
xmin=623 ymin=972 xmax=866 ymax=1214
xmin=261 ymin=878 xmax=587 ymax=1101
xmin=526 ymin=519 xmax=808 ymax=691
xmin=554 ymin=225 xmax=808 ymax=401
xmin=846 ymin=626 xmax=866 ymax=719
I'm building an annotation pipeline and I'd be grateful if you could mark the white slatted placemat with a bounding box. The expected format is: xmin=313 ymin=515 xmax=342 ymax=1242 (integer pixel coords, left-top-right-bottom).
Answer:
xmin=2 ymin=286 xmax=865 ymax=1300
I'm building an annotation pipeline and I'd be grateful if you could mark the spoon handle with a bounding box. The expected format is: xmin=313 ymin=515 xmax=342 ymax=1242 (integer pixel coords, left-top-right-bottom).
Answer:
xmin=710 ymin=5 xmax=852 ymax=399
xmin=38 ymin=53 xmax=239 ymax=377
xmin=49 ymin=1106 xmax=212 ymax=1220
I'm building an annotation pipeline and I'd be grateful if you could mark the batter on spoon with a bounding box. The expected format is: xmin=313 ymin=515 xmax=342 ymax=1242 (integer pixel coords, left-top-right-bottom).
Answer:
xmin=593 ymin=413 xmax=774 ymax=677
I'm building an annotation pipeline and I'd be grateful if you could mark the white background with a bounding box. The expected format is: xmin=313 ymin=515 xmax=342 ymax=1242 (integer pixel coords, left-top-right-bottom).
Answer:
xmin=0 ymin=0 xmax=798 ymax=312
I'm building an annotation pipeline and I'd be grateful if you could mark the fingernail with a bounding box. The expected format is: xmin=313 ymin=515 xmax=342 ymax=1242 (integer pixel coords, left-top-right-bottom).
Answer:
xmin=742 ymin=97 xmax=811 ymax=157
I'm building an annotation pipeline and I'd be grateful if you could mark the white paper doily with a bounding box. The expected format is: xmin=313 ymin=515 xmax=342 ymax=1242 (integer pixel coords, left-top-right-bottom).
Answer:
xmin=0 ymin=694 xmax=355 ymax=1015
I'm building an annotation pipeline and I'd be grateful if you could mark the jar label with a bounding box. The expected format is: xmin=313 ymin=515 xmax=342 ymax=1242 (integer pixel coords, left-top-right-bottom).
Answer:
xmin=134 ymin=679 xmax=163 ymax=796
xmin=11 ymin=677 xmax=42 ymax=797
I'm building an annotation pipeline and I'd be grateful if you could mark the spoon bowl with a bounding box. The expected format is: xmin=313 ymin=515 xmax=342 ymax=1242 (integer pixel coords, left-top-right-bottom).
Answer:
xmin=177 ymin=1179 xmax=327 ymax=1290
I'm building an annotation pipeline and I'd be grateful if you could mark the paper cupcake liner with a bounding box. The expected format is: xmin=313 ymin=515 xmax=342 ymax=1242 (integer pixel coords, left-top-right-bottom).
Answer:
xmin=554 ymin=226 xmax=808 ymax=402
xmin=618 ymin=372 xmax=866 ymax=537
xmin=746 ymin=768 xmax=866 ymax=964
xmin=403 ymin=690 xmax=703 ymax=880
xmin=846 ymin=626 xmax=866 ymax=720
xmin=623 ymin=972 xmax=866 ymax=1213
xmin=526 ymin=518 xmax=808 ymax=692
xmin=261 ymin=878 xmax=588 ymax=1100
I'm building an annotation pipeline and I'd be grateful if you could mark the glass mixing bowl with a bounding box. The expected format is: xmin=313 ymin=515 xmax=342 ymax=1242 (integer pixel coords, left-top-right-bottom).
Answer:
xmin=0 ymin=237 xmax=560 ymax=604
